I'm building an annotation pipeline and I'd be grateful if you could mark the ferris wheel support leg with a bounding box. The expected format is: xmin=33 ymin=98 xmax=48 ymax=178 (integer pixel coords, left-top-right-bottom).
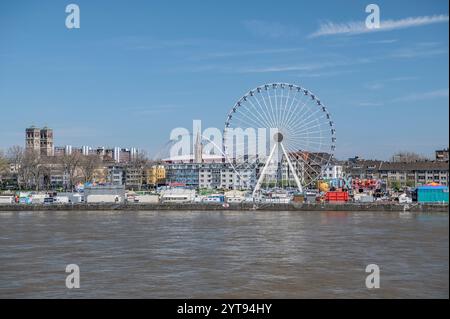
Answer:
xmin=252 ymin=143 xmax=277 ymax=197
xmin=280 ymin=142 xmax=303 ymax=194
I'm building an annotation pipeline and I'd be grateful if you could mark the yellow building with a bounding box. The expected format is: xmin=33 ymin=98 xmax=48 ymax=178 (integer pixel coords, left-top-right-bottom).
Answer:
xmin=145 ymin=165 xmax=166 ymax=186
xmin=92 ymin=167 xmax=108 ymax=184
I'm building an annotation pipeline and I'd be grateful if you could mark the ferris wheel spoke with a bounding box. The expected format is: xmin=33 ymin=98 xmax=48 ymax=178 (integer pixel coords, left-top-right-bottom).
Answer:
xmin=257 ymin=89 xmax=278 ymax=128
xmin=281 ymin=92 xmax=308 ymax=130
xmin=284 ymin=94 xmax=311 ymax=131
xmin=241 ymin=98 xmax=274 ymax=131
xmin=287 ymin=134 xmax=329 ymax=141
xmin=239 ymin=102 xmax=271 ymax=129
xmin=286 ymin=129 xmax=330 ymax=150
xmin=248 ymin=94 xmax=276 ymax=129
xmin=285 ymin=139 xmax=327 ymax=151
xmin=281 ymin=87 xmax=300 ymax=129
xmin=278 ymin=85 xmax=288 ymax=129
xmin=288 ymin=107 xmax=326 ymax=134
xmin=274 ymin=85 xmax=280 ymax=127
xmin=289 ymin=122 xmax=329 ymax=137
xmin=285 ymin=100 xmax=317 ymax=131
xmin=285 ymin=134 xmax=327 ymax=146
xmin=282 ymin=94 xmax=305 ymax=129
xmin=289 ymin=158 xmax=315 ymax=187
xmin=232 ymin=110 xmax=268 ymax=131
xmin=294 ymin=110 xmax=328 ymax=134
xmin=268 ymin=89 xmax=280 ymax=128
xmin=285 ymin=144 xmax=322 ymax=186
xmin=291 ymin=109 xmax=328 ymax=130
xmin=288 ymin=145 xmax=331 ymax=170
xmin=279 ymin=85 xmax=291 ymax=128
xmin=287 ymin=129 xmax=330 ymax=149
xmin=296 ymin=104 xmax=329 ymax=133
xmin=288 ymin=123 xmax=330 ymax=137
xmin=284 ymin=140 xmax=325 ymax=163
xmin=285 ymin=90 xmax=308 ymax=129
xmin=301 ymin=115 xmax=329 ymax=134
xmin=264 ymin=87 xmax=278 ymax=128
xmin=289 ymin=118 xmax=326 ymax=133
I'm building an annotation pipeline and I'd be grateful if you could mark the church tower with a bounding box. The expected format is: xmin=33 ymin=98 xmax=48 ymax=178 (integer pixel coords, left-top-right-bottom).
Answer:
xmin=194 ymin=130 xmax=203 ymax=163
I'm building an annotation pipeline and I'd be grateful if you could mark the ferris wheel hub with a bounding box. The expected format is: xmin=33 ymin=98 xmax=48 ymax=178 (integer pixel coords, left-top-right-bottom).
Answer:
xmin=273 ymin=132 xmax=284 ymax=143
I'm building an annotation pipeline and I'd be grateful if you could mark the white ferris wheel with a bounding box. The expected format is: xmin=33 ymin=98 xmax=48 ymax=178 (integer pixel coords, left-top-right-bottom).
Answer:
xmin=223 ymin=83 xmax=336 ymax=197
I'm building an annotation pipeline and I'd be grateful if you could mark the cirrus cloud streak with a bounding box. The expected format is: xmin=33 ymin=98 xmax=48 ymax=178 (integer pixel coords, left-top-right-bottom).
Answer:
xmin=310 ymin=14 xmax=449 ymax=38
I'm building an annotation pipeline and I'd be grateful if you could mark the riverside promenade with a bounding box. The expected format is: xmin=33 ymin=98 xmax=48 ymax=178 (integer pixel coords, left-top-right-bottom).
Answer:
xmin=0 ymin=202 xmax=448 ymax=212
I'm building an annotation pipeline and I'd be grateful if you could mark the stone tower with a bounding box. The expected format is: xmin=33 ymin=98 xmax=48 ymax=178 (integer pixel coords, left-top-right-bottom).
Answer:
xmin=25 ymin=126 xmax=54 ymax=156
xmin=25 ymin=126 xmax=41 ymax=153
xmin=40 ymin=127 xmax=54 ymax=157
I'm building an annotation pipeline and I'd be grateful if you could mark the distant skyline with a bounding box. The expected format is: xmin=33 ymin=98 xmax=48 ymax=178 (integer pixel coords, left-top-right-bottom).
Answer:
xmin=0 ymin=0 xmax=448 ymax=160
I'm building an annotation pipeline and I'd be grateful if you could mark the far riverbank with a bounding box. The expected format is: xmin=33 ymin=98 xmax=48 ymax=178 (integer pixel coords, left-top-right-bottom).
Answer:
xmin=0 ymin=202 xmax=448 ymax=212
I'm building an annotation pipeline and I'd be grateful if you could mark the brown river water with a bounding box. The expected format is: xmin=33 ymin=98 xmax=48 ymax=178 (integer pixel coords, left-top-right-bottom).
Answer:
xmin=0 ymin=210 xmax=448 ymax=298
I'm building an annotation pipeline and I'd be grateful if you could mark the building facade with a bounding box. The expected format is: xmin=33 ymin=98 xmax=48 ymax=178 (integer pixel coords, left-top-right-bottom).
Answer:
xmin=145 ymin=165 xmax=166 ymax=187
xmin=25 ymin=126 xmax=54 ymax=156
xmin=342 ymin=156 xmax=449 ymax=187
xmin=378 ymin=161 xmax=449 ymax=187
xmin=436 ymin=148 xmax=449 ymax=162
xmin=321 ymin=164 xmax=344 ymax=180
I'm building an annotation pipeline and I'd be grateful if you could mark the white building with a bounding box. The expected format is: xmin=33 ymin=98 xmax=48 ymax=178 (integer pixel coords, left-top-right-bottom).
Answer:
xmin=160 ymin=188 xmax=196 ymax=203
xmin=107 ymin=165 xmax=124 ymax=185
xmin=321 ymin=164 xmax=344 ymax=180
xmin=220 ymin=165 xmax=256 ymax=190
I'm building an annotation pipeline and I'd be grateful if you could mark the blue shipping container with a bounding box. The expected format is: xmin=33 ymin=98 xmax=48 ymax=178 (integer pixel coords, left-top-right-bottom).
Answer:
xmin=417 ymin=186 xmax=449 ymax=203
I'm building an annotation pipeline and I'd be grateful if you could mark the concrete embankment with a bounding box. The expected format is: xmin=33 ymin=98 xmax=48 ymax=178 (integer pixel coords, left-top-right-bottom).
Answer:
xmin=0 ymin=202 xmax=448 ymax=212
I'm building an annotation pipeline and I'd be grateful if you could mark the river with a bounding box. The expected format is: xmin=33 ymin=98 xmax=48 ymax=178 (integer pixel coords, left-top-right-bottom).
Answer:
xmin=0 ymin=210 xmax=448 ymax=298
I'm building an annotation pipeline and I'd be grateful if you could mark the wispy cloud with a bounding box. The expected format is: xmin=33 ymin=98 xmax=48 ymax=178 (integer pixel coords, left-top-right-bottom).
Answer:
xmin=131 ymin=105 xmax=181 ymax=115
xmin=234 ymin=57 xmax=374 ymax=74
xmin=388 ymin=76 xmax=419 ymax=82
xmin=364 ymin=76 xmax=418 ymax=91
xmin=392 ymin=89 xmax=449 ymax=102
xmin=364 ymin=83 xmax=384 ymax=90
xmin=310 ymin=14 xmax=449 ymax=38
xmin=357 ymin=102 xmax=385 ymax=107
xmin=367 ymin=39 xmax=398 ymax=44
xmin=295 ymin=69 xmax=357 ymax=79
xmin=175 ymin=40 xmax=446 ymax=75
xmin=357 ymin=88 xmax=448 ymax=107
xmin=104 ymin=36 xmax=203 ymax=51
xmin=196 ymin=47 xmax=303 ymax=60
xmin=236 ymin=64 xmax=322 ymax=73
xmin=389 ymin=47 xmax=448 ymax=59
xmin=243 ymin=20 xmax=300 ymax=38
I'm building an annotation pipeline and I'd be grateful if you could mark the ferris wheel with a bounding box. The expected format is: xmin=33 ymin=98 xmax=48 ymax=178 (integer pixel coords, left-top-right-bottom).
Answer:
xmin=223 ymin=83 xmax=336 ymax=197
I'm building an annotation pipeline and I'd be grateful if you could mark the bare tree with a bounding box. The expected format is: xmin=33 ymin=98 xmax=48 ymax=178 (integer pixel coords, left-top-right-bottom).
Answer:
xmin=126 ymin=151 xmax=149 ymax=190
xmin=6 ymin=146 xmax=24 ymax=189
xmin=20 ymin=150 xmax=41 ymax=190
xmin=7 ymin=145 xmax=24 ymax=171
xmin=59 ymin=152 xmax=83 ymax=191
xmin=80 ymin=154 xmax=102 ymax=183
xmin=0 ymin=150 xmax=9 ymax=185
xmin=391 ymin=151 xmax=428 ymax=163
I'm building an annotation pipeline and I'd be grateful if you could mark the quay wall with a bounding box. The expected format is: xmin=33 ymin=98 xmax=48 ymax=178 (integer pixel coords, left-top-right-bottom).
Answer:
xmin=0 ymin=203 xmax=448 ymax=212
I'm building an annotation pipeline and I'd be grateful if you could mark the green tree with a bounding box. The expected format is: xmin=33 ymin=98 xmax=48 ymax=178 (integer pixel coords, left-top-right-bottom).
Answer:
xmin=406 ymin=180 xmax=415 ymax=188
xmin=390 ymin=180 xmax=401 ymax=191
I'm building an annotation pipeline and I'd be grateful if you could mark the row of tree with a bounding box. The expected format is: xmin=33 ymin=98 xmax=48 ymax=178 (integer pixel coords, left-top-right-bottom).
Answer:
xmin=0 ymin=146 xmax=151 ymax=191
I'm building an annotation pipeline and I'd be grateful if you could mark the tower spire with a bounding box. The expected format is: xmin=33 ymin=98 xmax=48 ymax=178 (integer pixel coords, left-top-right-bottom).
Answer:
xmin=194 ymin=130 xmax=203 ymax=163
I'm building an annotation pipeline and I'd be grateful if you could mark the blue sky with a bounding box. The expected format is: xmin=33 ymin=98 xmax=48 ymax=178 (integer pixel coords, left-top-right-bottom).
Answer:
xmin=0 ymin=0 xmax=448 ymax=160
